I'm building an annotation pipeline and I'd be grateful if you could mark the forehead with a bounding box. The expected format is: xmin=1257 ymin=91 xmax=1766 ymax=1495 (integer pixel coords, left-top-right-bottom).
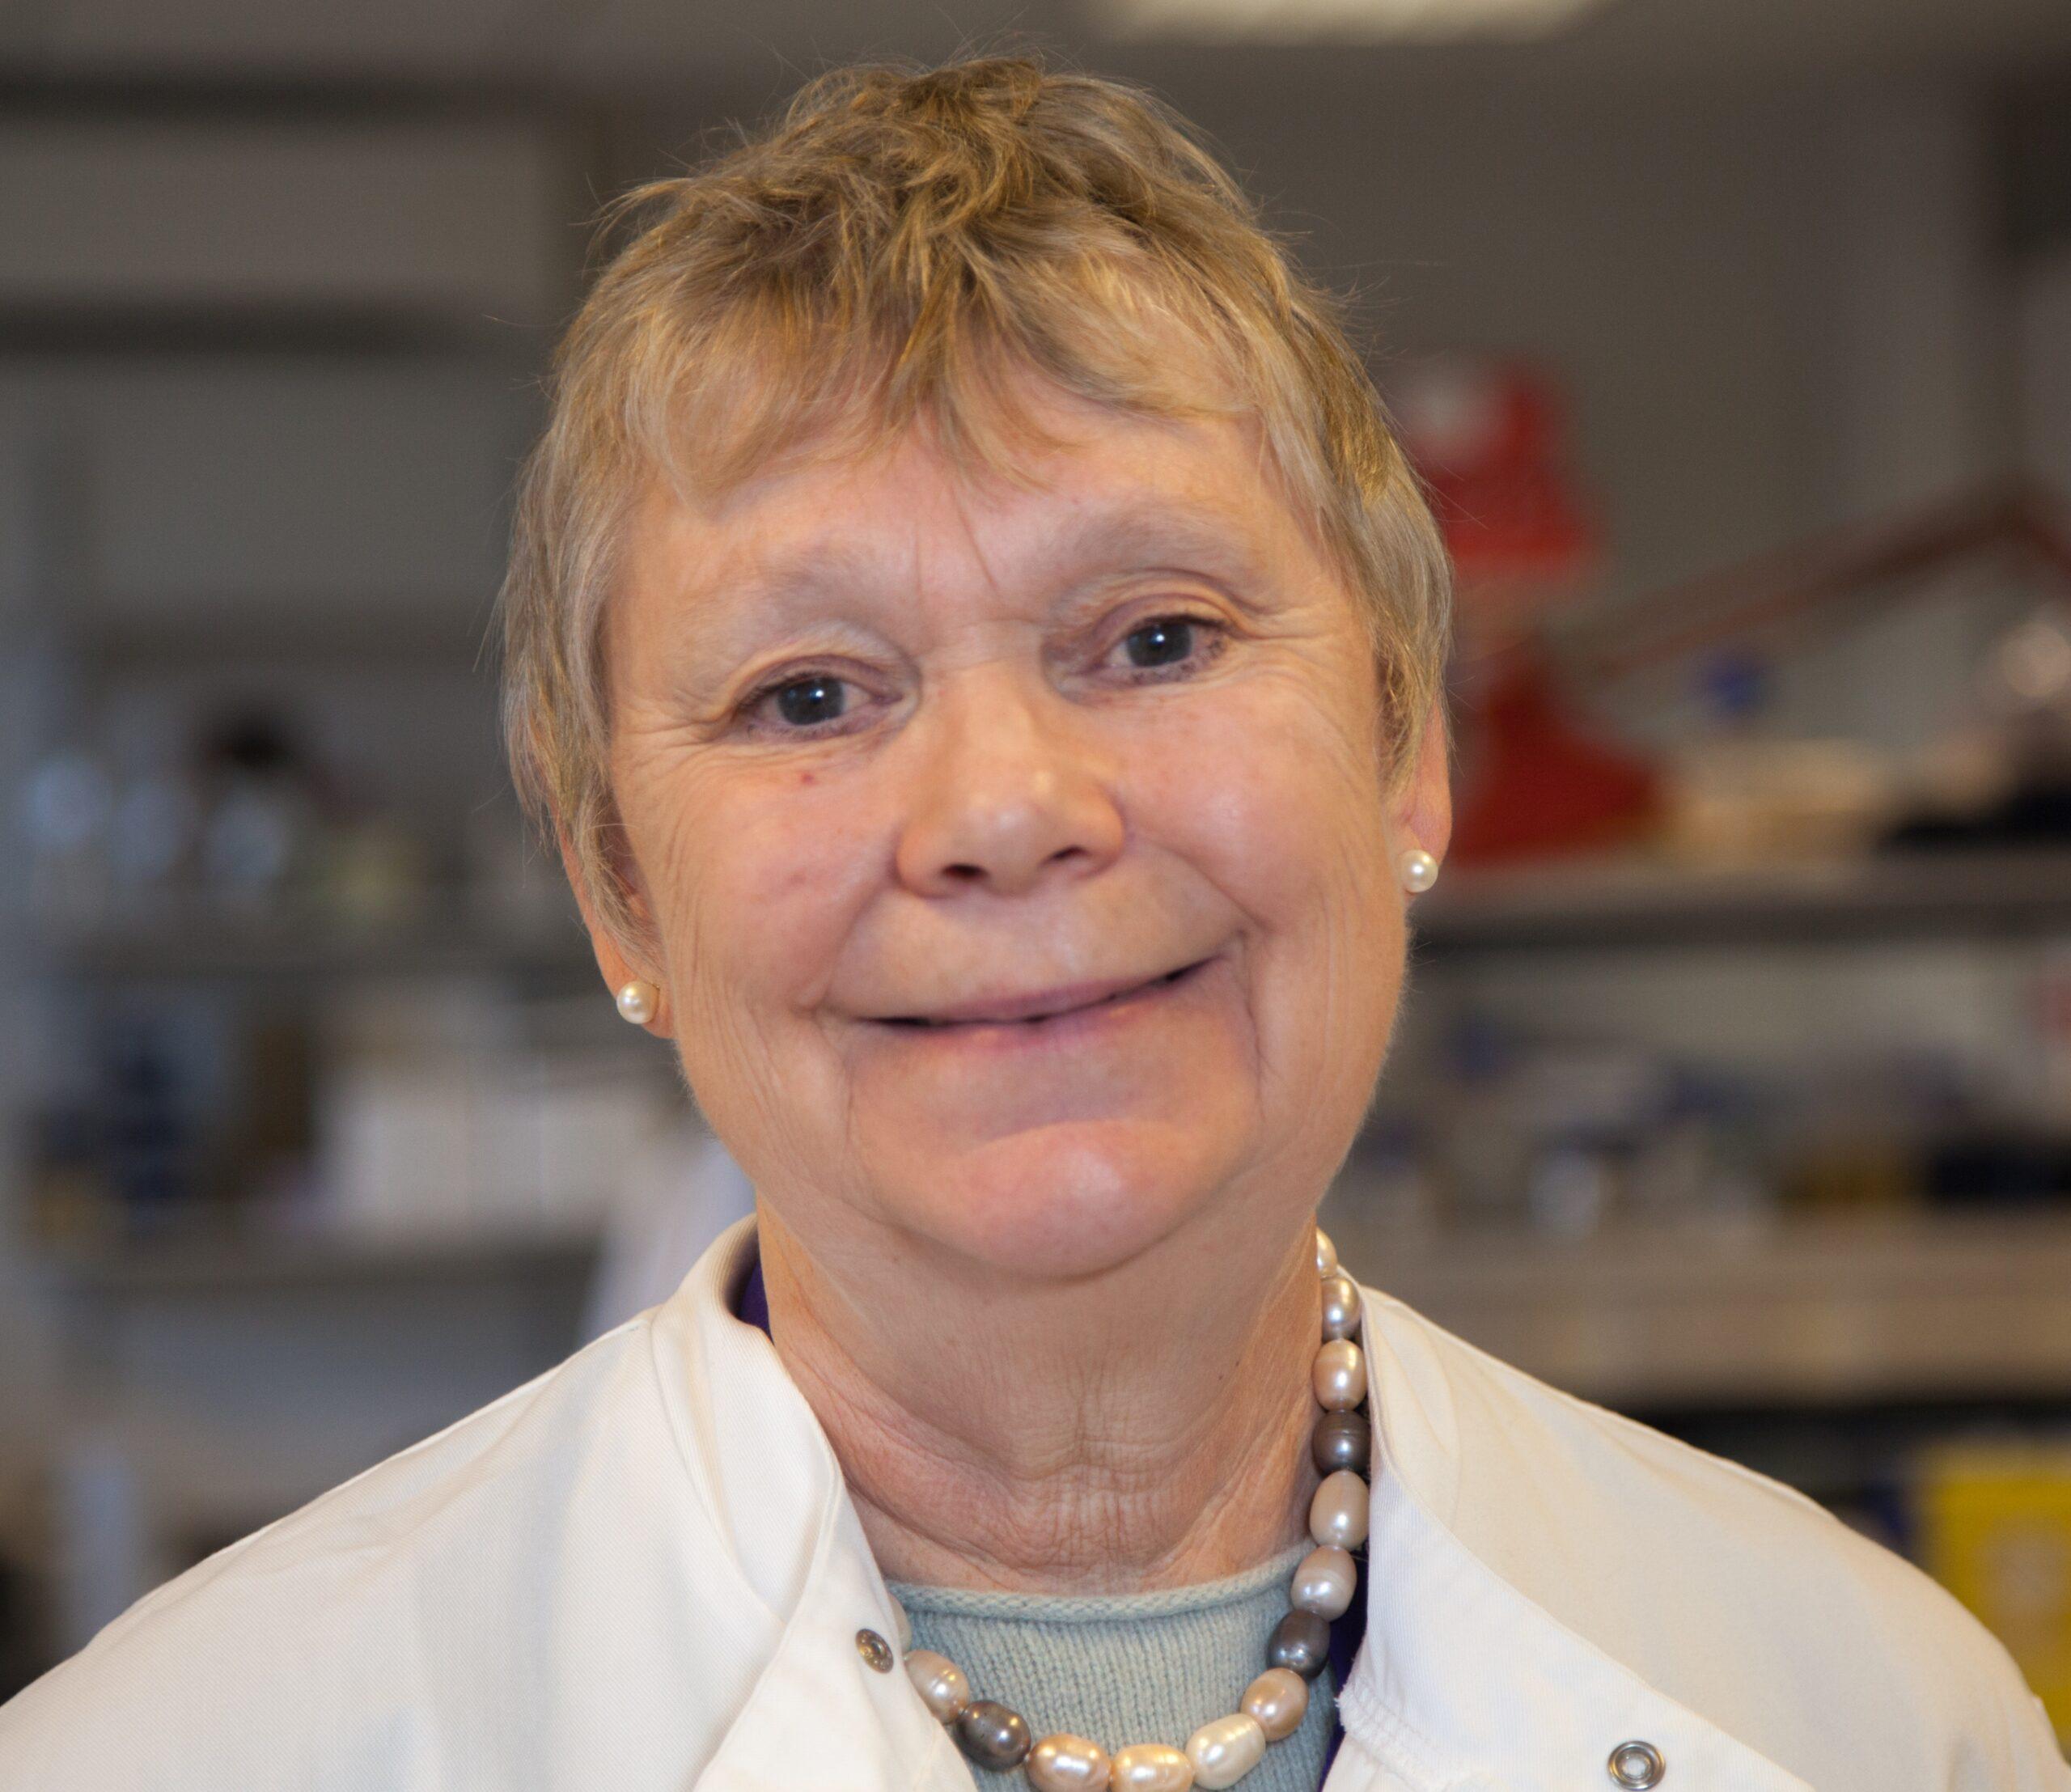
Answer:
xmin=626 ymin=391 xmax=1326 ymax=622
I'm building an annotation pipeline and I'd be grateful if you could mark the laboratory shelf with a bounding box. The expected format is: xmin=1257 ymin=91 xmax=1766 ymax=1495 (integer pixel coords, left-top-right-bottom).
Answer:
xmin=28 ymin=1222 xmax=601 ymax=1300
xmin=1411 ymin=848 xmax=2071 ymax=954
xmin=1332 ymin=1205 xmax=2071 ymax=1410
xmin=23 ymin=898 xmax=592 ymax=984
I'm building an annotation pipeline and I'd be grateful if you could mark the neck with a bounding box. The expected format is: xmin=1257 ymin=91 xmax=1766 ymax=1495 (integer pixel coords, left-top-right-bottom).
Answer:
xmin=757 ymin=1205 xmax=1323 ymax=1595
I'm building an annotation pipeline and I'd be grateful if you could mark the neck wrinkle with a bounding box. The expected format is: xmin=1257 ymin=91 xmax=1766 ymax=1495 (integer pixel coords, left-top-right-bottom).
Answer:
xmin=759 ymin=1209 xmax=1324 ymax=1595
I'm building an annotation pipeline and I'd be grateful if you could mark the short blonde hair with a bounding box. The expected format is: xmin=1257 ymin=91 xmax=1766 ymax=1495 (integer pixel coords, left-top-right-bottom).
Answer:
xmin=502 ymin=54 xmax=1451 ymax=945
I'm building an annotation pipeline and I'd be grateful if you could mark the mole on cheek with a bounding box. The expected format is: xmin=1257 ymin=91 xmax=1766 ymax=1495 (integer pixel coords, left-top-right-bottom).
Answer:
xmin=798 ymin=771 xmax=816 ymax=786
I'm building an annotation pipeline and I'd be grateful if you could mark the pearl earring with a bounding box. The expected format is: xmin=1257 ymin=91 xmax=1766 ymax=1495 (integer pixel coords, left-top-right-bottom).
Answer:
xmin=1399 ymin=848 xmax=1438 ymax=894
xmin=616 ymin=980 xmax=661 ymax=1026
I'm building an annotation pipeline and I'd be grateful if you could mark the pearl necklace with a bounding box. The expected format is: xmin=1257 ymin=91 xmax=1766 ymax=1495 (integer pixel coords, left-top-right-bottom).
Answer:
xmin=896 ymin=1230 xmax=1369 ymax=1791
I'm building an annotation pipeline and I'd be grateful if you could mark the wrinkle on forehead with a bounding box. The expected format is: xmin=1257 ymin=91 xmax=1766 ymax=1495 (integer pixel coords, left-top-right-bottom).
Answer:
xmin=637 ymin=415 xmax=1298 ymax=666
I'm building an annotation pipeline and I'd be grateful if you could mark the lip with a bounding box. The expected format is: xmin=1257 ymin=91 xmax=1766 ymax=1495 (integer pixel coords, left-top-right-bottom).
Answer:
xmin=874 ymin=960 xmax=1212 ymax=1029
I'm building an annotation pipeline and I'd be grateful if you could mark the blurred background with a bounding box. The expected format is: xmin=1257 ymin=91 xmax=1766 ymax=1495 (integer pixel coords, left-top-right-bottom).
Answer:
xmin=2 ymin=0 xmax=2070 ymax=1739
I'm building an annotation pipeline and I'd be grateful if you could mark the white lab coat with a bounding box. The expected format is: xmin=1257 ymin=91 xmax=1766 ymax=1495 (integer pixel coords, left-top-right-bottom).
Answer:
xmin=1 ymin=1215 xmax=2061 ymax=1791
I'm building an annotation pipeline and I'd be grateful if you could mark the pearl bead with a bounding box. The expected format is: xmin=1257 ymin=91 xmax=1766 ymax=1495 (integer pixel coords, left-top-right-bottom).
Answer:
xmin=955 ymin=1700 xmax=1032 ymax=1769
xmin=1266 ymin=1608 xmax=1331 ymax=1678
xmin=1311 ymin=1409 xmax=1370 ymax=1476
xmin=1241 ymin=1667 xmax=1309 ymax=1740
xmin=904 ymin=1648 xmax=969 ymax=1722
xmin=1312 ymin=1338 xmax=1366 ymax=1411
xmin=1308 ymin=1468 xmax=1370 ymax=1551
xmin=1110 ymin=1743 xmax=1195 ymax=1791
xmin=1028 ymin=1734 xmax=1112 ymax=1790
xmin=1184 ymin=1714 xmax=1264 ymax=1789
xmin=1290 ymin=1543 xmax=1357 ymax=1620
xmin=1318 ymin=1273 xmax=1361 ymax=1341
xmin=615 ymin=979 xmax=659 ymax=1025
xmin=1400 ymin=847 xmax=1439 ymax=893
xmin=1313 ymin=1228 xmax=1337 ymax=1278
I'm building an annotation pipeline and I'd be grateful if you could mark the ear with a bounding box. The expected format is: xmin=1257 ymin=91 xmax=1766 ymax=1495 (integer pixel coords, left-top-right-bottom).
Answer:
xmin=1387 ymin=701 xmax=1454 ymax=869
xmin=557 ymin=824 xmax=670 ymax=1036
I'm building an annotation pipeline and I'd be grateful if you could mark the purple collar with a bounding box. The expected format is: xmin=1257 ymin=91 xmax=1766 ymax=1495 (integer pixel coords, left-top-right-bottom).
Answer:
xmin=737 ymin=1252 xmax=773 ymax=1334
xmin=732 ymin=1254 xmax=1357 ymax=1780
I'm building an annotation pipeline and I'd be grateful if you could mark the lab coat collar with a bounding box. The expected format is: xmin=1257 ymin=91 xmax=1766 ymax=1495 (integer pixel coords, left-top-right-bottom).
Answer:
xmin=653 ymin=1220 xmax=1810 ymax=1792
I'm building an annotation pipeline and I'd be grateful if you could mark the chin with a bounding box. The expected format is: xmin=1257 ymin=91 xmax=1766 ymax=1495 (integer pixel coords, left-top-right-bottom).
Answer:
xmin=887 ymin=1119 xmax=1239 ymax=1282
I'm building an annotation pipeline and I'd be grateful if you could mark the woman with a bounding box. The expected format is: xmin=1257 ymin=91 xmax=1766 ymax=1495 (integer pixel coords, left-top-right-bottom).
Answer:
xmin=2 ymin=55 xmax=2061 ymax=1792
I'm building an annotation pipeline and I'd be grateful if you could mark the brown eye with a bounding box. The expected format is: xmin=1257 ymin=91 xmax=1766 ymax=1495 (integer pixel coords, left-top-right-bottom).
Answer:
xmin=1123 ymin=617 xmax=1196 ymax=669
xmin=770 ymin=676 xmax=848 ymax=728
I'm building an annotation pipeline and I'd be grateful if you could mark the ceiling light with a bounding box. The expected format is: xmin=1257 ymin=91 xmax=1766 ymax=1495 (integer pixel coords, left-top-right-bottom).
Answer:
xmin=1101 ymin=0 xmax=1615 ymax=43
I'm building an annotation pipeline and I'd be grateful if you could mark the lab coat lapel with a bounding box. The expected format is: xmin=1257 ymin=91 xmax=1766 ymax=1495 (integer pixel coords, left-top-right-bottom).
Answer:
xmin=656 ymin=1222 xmax=971 ymax=1792
xmin=1325 ymin=1286 xmax=1813 ymax=1792
xmin=696 ymin=1493 xmax=974 ymax=1792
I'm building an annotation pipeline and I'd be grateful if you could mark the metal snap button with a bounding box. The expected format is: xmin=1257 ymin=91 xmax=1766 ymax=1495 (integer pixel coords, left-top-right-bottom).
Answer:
xmin=1607 ymin=1739 xmax=1666 ymax=1789
xmin=855 ymin=1628 xmax=896 ymax=1674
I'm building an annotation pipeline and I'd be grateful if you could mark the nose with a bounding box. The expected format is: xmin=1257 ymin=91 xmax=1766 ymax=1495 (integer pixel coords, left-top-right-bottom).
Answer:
xmin=893 ymin=671 xmax=1125 ymax=900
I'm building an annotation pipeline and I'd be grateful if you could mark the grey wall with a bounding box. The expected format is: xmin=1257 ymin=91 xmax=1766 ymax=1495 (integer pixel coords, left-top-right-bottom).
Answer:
xmin=1174 ymin=67 xmax=2008 ymax=584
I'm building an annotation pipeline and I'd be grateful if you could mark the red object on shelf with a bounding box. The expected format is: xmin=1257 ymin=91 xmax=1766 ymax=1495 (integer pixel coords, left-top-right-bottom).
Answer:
xmin=1448 ymin=651 xmax=1662 ymax=866
xmin=1392 ymin=360 xmax=1597 ymax=587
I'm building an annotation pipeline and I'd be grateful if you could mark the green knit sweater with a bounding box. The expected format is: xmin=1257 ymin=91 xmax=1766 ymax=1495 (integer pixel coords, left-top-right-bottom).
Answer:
xmin=889 ymin=1543 xmax=1334 ymax=1786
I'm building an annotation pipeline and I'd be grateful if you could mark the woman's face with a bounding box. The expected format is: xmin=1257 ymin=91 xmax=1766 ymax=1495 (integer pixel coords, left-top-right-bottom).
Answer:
xmin=595 ymin=385 xmax=1450 ymax=1281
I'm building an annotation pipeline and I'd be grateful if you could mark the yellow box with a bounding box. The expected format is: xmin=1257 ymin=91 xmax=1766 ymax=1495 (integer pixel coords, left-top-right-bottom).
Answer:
xmin=1916 ymin=1442 xmax=2071 ymax=1741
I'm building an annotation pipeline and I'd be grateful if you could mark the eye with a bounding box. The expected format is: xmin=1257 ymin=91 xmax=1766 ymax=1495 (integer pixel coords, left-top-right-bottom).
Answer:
xmin=1121 ymin=616 xmax=1200 ymax=670
xmin=752 ymin=672 xmax=853 ymax=731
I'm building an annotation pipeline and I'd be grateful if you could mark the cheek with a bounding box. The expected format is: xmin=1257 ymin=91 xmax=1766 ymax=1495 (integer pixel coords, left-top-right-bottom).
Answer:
xmin=1130 ymin=679 xmax=1395 ymax=944
xmin=618 ymin=752 xmax=882 ymax=1014
xmin=1124 ymin=678 xmax=1404 ymax=1109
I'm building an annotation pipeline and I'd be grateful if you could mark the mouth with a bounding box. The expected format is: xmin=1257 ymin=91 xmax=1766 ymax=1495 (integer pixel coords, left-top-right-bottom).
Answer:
xmin=877 ymin=959 xmax=1213 ymax=1031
